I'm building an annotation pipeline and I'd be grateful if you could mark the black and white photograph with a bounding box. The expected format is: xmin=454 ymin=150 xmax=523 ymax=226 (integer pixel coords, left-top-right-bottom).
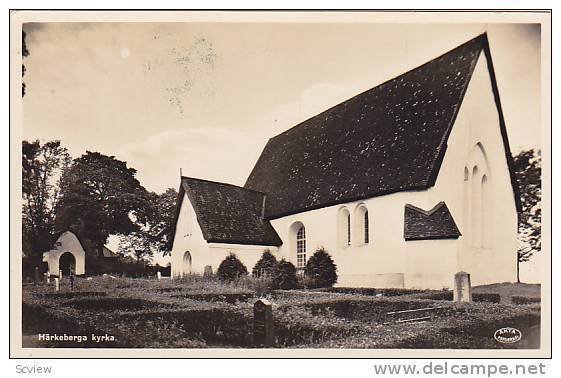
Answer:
xmin=9 ymin=10 xmax=551 ymax=358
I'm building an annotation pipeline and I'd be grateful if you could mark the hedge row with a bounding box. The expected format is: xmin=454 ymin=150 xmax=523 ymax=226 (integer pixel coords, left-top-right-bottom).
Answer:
xmin=511 ymin=296 xmax=541 ymax=305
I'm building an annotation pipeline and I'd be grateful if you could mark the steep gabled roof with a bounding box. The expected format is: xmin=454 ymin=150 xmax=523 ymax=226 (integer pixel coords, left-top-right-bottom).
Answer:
xmin=404 ymin=202 xmax=461 ymax=241
xmin=245 ymin=33 xmax=520 ymax=219
xmin=172 ymin=177 xmax=282 ymax=247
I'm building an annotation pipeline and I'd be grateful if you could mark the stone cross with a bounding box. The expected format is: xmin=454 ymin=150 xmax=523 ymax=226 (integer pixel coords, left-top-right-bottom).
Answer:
xmin=54 ymin=277 xmax=60 ymax=292
xmin=453 ymin=271 xmax=472 ymax=303
xmin=253 ymin=298 xmax=274 ymax=347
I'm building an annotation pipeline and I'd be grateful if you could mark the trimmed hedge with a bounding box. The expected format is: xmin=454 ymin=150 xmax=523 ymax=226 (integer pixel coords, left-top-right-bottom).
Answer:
xmin=323 ymin=287 xmax=424 ymax=297
xmin=217 ymin=253 xmax=248 ymax=281
xmin=171 ymin=292 xmax=254 ymax=304
xmin=512 ymin=296 xmax=541 ymax=305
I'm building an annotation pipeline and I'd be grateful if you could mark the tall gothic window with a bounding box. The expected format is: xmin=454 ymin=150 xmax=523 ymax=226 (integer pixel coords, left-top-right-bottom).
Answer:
xmin=355 ymin=205 xmax=369 ymax=246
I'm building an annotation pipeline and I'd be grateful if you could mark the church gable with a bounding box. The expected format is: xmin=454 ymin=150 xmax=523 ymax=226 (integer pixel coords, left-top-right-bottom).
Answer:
xmin=404 ymin=202 xmax=461 ymax=241
xmin=245 ymin=35 xmax=487 ymax=219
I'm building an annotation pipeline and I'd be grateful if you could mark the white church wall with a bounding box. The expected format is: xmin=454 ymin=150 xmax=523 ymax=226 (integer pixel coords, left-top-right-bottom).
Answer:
xmin=271 ymin=190 xmax=429 ymax=288
xmin=429 ymin=51 xmax=518 ymax=286
xmin=44 ymin=231 xmax=86 ymax=276
xmin=170 ymin=193 xmax=279 ymax=277
xmin=404 ymin=239 xmax=459 ymax=289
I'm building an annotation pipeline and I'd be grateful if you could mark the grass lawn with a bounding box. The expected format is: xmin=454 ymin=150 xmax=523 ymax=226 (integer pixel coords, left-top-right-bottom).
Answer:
xmin=21 ymin=276 xmax=541 ymax=349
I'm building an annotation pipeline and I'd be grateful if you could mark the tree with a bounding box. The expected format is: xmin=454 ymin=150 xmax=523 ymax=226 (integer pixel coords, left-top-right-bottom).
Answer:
xmin=22 ymin=30 xmax=29 ymax=97
xmin=116 ymin=188 xmax=177 ymax=261
xmin=22 ymin=140 xmax=71 ymax=259
xmin=272 ymin=259 xmax=297 ymax=290
xmin=252 ymin=249 xmax=278 ymax=277
xmin=55 ymin=151 xmax=149 ymax=254
xmin=217 ymin=253 xmax=248 ymax=281
xmin=304 ymin=248 xmax=338 ymax=288
xmin=513 ymin=149 xmax=542 ymax=282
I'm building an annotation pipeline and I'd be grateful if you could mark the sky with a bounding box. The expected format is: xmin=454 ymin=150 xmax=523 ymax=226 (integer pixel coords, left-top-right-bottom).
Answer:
xmin=21 ymin=21 xmax=543 ymax=278
xmin=22 ymin=22 xmax=541 ymax=194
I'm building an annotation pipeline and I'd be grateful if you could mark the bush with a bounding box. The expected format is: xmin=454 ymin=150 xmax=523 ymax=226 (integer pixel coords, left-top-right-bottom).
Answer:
xmin=272 ymin=259 xmax=298 ymax=290
xmin=216 ymin=253 xmax=248 ymax=281
xmin=252 ymin=250 xmax=278 ymax=278
xmin=304 ymin=248 xmax=337 ymax=288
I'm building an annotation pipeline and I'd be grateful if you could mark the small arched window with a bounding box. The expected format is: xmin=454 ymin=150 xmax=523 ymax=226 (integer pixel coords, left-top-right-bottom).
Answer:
xmin=296 ymin=226 xmax=306 ymax=268
xmin=364 ymin=210 xmax=369 ymax=244
xmin=338 ymin=207 xmax=351 ymax=248
xmin=355 ymin=205 xmax=369 ymax=245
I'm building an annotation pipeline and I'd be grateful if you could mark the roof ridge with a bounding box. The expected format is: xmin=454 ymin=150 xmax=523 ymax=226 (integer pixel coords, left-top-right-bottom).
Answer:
xmin=264 ymin=33 xmax=487 ymax=144
xmin=182 ymin=175 xmax=267 ymax=196
xmin=405 ymin=201 xmax=447 ymax=216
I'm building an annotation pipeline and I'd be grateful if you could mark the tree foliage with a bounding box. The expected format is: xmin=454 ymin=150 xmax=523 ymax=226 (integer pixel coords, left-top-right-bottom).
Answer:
xmin=217 ymin=253 xmax=248 ymax=281
xmin=513 ymin=149 xmax=541 ymax=263
xmin=252 ymin=249 xmax=278 ymax=277
xmin=272 ymin=259 xmax=298 ymax=290
xmin=22 ymin=30 xmax=29 ymax=97
xmin=22 ymin=140 xmax=71 ymax=258
xmin=117 ymin=188 xmax=178 ymax=262
xmin=55 ymin=151 xmax=149 ymax=253
xmin=304 ymin=248 xmax=338 ymax=288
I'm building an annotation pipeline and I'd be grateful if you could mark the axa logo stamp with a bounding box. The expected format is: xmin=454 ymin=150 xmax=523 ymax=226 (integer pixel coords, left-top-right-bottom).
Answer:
xmin=494 ymin=327 xmax=523 ymax=344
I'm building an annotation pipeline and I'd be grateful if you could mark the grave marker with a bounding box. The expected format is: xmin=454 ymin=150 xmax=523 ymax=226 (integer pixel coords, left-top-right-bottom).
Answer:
xmin=54 ymin=278 xmax=59 ymax=292
xmin=203 ymin=265 xmax=213 ymax=277
xmin=253 ymin=298 xmax=274 ymax=347
xmin=157 ymin=271 xmax=162 ymax=280
xmin=453 ymin=271 xmax=472 ymax=303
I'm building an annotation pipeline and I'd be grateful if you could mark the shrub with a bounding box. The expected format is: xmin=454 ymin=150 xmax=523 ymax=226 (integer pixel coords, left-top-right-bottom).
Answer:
xmin=273 ymin=259 xmax=298 ymax=290
xmin=252 ymin=250 xmax=278 ymax=278
xmin=304 ymin=248 xmax=337 ymax=288
xmin=216 ymin=253 xmax=248 ymax=281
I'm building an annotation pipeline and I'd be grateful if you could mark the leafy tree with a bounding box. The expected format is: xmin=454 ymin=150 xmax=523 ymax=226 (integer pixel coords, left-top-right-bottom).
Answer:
xmin=304 ymin=248 xmax=338 ymax=288
xmin=22 ymin=140 xmax=71 ymax=258
xmin=22 ymin=30 xmax=29 ymax=97
xmin=217 ymin=253 xmax=248 ymax=281
xmin=272 ymin=259 xmax=297 ymax=290
xmin=55 ymin=151 xmax=149 ymax=254
xmin=252 ymin=249 xmax=278 ymax=277
xmin=116 ymin=187 xmax=177 ymax=261
xmin=513 ymin=149 xmax=541 ymax=281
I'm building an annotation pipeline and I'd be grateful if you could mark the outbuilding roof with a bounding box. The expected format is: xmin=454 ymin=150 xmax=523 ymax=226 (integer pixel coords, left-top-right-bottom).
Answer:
xmin=245 ymin=33 xmax=520 ymax=219
xmin=404 ymin=202 xmax=461 ymax=241
xmin=177 ymin=177 xmax=282 ymax=247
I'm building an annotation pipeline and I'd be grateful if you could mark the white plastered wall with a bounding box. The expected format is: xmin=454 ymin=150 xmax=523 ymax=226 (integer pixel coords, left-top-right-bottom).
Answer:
xmin=170 ymin=194 xmax=279 ymax=278
xmin=43 ymin=231 xmax=86 ymax=276
xmin=426 ymin=51 xmax=518 ymax=286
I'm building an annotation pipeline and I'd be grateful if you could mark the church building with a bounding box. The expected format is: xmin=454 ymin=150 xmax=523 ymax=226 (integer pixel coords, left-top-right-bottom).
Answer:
xmin=169 ymin=33 xmax=520 ymax=289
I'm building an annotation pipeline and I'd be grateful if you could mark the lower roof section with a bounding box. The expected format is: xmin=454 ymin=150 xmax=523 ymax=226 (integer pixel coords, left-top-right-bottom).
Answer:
xmin=404 ymin=202 xmax=462 ymax=241
xmin=180 ymin=176 xmax=282 ymax=247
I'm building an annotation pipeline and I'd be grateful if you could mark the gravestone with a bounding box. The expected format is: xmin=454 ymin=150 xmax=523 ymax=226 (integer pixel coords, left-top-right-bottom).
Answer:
xmin=33 ymin=267 xmax=40 ymax=286
xmin=157 ymin=271 xmax=162 ymax=280
xmin=46 ymin=273 xmax=50 ymax=284
xmin=253 ymin=298 xmax=274 ymax=347
xmin=54 ymin=278 xmax=60 ymax=292
xmin=59 ymin=269 xmax=63 ymax=279
xmin=453 ymin=271 xmax=472 ymax=303
xmin=203 ymin=265 xmax=213 ymax=277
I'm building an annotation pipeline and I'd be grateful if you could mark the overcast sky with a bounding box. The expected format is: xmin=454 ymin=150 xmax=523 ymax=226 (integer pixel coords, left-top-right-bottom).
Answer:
xmin=22 ymin=22 xmax=541 ymax=194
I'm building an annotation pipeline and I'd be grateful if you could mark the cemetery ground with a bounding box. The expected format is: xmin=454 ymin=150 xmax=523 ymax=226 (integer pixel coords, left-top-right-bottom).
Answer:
xmin=21 ymin=276 xmax=541 ymax=349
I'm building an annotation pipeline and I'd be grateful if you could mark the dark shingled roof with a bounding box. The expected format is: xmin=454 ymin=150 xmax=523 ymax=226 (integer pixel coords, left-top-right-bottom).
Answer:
xmin=404 ymin=202 xmax=461 ymax=241
xmin=175 ymin=177 xmax=282 ymax=247
xmin=245 ymin=33 xmax=520 ymax=219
